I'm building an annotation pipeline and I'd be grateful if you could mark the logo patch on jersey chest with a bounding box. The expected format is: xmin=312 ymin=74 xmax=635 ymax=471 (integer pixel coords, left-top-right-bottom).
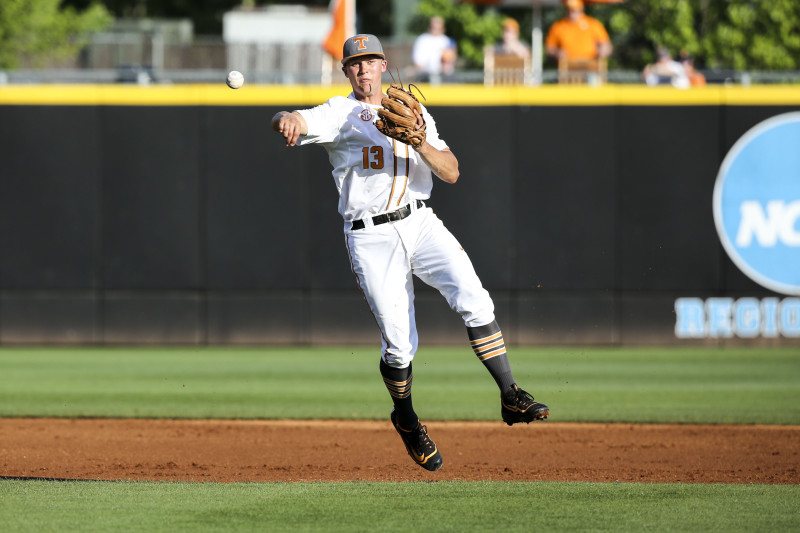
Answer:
xmin=359 ymin=108 xmax=374 ymax=121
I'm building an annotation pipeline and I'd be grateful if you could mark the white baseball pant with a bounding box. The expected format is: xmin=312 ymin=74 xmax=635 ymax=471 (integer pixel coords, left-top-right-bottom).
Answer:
xmin=345 ymin=204 xmax=496 ymax=368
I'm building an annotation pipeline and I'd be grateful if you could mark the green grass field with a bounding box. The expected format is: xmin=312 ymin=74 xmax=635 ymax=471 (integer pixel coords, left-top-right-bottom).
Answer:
xmin=2 ymin=480 xmax=798 ymax=532
xmin=1 ymin=345 xmax=799 ymax=531
xmin=0 ymin=346 xmax=798 ymax=423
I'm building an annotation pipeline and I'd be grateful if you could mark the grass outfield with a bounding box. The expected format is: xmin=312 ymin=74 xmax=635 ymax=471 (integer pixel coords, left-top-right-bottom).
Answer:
xmin=1 ymin=480 xmax=798 ymax=532
xmin=0 ymin=346 xmax=798 ymax=423
xmin=1 ymin=346 xmax=798 ymax=532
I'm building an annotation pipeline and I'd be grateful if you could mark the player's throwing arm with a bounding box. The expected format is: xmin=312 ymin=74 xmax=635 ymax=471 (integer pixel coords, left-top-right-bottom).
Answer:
xmin=271 ymin=111 xmax=308 ymax=147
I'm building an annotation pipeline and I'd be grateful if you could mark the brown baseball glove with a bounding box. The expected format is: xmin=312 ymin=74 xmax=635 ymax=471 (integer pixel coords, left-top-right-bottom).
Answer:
xmin=375 ymin=83 xmax=427 ymax=147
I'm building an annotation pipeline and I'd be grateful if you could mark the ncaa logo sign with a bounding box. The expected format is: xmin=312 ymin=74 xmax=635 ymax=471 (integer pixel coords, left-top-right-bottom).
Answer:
xmin=676 ymin=112 xmax=800 ymax=339
xmin=713 ymin=112 xmax=800 ymax=295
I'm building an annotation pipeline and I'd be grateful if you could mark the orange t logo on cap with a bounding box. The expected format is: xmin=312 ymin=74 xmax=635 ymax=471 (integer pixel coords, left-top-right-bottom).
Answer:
xmin=353 ymin=36 xmax=368 ymax=50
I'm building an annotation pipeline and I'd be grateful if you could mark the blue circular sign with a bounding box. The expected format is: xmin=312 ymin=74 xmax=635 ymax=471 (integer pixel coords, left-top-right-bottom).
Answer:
xmin=713 ymin=112 xmax=800 ymax=295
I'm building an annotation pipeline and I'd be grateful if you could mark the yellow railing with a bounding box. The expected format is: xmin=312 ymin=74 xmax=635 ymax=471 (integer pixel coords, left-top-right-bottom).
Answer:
xmin=1 ymin=83 xmax=799 ymax=106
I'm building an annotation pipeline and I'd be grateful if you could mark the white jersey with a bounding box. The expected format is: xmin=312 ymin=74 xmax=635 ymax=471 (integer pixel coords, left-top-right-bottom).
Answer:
xmin=296 ymin=93 xmax=448 ymax=223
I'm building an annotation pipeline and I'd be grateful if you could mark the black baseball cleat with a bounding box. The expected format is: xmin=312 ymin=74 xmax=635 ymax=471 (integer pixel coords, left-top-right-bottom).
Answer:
xmin=501 ymin=384 xmax=550 ymax=425
xmin=390 ymin=409 xmax=443 ymax=471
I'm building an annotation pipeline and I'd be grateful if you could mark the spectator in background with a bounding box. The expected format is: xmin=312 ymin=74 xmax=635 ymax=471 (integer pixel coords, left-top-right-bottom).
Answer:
xmin=678 ymin=50 xmax=707 ymax=87
xmin=545 ymin=0 xmax=612 ymax=62
xmin=494 ymin=17 xmax=530 ymax=60
xmin=643 ymin=46 xmax=690 ymax=89
xmin=412 ymin=15 xmax=457 ymax=83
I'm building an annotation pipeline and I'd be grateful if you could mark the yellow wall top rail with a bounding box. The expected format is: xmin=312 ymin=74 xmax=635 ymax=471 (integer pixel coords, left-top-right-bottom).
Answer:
xmin=1 ymin=83 xmax=799 ymax=106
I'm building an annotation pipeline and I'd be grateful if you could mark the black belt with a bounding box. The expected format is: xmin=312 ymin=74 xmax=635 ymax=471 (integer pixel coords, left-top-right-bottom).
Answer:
xmin=351 ymin=200 xmax=424 ymax=230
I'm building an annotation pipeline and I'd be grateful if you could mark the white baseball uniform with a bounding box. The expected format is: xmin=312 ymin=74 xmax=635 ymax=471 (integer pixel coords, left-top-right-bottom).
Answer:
xmin=296 ymin=93 xmax=495 ymax=367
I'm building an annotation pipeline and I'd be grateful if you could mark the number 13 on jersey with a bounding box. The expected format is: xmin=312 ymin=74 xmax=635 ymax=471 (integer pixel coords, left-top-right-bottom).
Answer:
xmin=362 ymin=146 xmax=384 ymax=169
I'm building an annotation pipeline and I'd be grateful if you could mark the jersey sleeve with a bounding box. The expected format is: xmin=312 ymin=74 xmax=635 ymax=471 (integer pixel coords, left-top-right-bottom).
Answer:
xmin=420 ymin=104 xmax=448 ymax=151
xmin=295 ymin=98 xmax=343 ymax=145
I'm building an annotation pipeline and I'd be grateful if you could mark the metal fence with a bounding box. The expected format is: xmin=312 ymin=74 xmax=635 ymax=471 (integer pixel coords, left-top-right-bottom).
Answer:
xmin=1 ymin=35 xmax=798 ymax=86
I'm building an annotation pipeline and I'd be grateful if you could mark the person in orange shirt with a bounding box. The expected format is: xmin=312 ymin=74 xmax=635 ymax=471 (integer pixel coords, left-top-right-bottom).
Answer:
xmin=545 ymin=0 xmax=612 ymax=62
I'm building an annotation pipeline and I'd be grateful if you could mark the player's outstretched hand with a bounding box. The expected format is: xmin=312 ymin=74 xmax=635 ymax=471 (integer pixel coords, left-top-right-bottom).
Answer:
xmin=271 ymin=111 xmax=308 ymax=147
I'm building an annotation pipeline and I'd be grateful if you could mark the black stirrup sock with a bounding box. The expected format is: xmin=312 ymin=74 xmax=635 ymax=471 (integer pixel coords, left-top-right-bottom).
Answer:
xmin=467 ymin=320 xmax=515 ymax=393
xmin=380 ymin=358 xmax=419 ymax=429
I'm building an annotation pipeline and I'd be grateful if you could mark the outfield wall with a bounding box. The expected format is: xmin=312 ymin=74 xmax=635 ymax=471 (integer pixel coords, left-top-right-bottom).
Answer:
xmin=1 ymin=85 xmax=798 ymax=346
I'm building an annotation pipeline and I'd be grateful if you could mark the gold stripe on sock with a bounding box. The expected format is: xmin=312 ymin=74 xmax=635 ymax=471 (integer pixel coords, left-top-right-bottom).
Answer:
xmin=471 ymin=331 xmax=506 ymax=361
xmin=383 ymin=375 xmax=413 ymax=399
xmin=470 ymin=331 xmax=502 ymax=348
xmin=476 ymin=347 xmax=507 ymax=361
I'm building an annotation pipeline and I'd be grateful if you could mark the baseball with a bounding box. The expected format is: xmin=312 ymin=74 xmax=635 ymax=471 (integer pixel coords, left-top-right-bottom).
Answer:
xmin=226 ymin=70 xmax=244 ymax=89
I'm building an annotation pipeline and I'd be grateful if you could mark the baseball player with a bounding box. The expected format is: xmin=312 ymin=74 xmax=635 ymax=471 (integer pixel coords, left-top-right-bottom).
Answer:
xmin=271 ymin=34 xmax=549 ymax=472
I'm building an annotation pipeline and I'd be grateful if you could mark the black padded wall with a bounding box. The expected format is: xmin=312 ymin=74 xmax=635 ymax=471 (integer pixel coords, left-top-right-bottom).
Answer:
xmin=1 ymin=102 xmax=797 ymax=345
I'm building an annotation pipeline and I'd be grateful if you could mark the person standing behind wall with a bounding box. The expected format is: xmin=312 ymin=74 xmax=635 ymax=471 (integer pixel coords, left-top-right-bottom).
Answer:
xmin=642 ymin=46 xmax=690 ymax=89
xmin=495 ymin=18 xmax=530 ymax=60
xmin=412 ymin=15 xmax=458 ymax=83
xmin=545 ymin=0 xmax=612 ymax=63
xmin=678 ymin=50 xmax=706 ymax=87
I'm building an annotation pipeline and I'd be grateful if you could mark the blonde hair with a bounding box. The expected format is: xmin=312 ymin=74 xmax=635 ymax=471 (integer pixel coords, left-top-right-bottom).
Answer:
xmin=503 ymin=18 xmax=520 ymax=32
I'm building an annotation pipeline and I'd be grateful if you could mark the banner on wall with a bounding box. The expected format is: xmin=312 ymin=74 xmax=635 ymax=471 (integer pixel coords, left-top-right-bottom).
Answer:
xmin=676 ymin=112 xmax=800 ymax=339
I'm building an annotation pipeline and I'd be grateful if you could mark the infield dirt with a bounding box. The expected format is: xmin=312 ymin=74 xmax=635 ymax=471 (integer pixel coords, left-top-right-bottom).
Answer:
xmin=2 ymin=418 xmax=798 ymax=484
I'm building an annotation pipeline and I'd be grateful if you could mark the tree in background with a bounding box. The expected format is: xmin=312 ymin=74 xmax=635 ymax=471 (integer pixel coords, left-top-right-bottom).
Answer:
xmin=598 ymin=0 xmax=800 ymax=71
xmin=593 ymin=0 xmax=696 ymax=69
xmin=0 ymin=0 xmax=112 ymax=69
xmin=699 ymin=0 xmax=800 ymax=70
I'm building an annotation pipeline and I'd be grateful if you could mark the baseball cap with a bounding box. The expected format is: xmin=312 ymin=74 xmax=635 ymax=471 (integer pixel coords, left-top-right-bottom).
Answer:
xmin=564 ymin=0 xmax=584 ymax=10
xmin=341 ymin=34 xmax=385 ymax=65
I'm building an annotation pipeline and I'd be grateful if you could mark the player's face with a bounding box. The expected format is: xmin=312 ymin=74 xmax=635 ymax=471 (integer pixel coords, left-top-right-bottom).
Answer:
xmin=342 ymin=56 xmax=387 ymax=102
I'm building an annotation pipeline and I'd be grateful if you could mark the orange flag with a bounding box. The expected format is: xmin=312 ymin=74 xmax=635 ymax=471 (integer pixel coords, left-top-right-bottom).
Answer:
xmin=323 ymin=0 xmax=354 ymax=59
